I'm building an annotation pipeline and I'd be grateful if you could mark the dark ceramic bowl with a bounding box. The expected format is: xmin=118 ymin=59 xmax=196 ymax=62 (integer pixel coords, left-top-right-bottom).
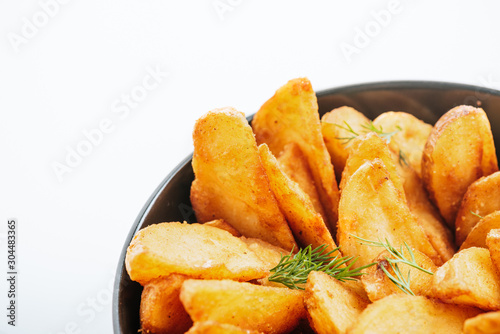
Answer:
xmin=113 ymin=81 xmax=500 ymax=334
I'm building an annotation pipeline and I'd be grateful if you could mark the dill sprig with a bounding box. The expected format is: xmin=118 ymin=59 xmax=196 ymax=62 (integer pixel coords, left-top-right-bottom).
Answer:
xmin=470 ymin=211 xmax=484 ymax=219
xmin=352 ymin=235 xmax=433 ymax=295
xmin=334 ymin=121 xmax=402 ymax=145
xmin=398 ymin=149 xmax=409 ymax=167
xmin=268 ymin=244 xmax=374 ymax=290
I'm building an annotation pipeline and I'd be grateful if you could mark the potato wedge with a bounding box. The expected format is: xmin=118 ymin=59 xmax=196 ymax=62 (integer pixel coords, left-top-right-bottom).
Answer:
xmin=460 ymin=212 xmax=500 ymax=251
xmin=180 ymin=279 xmax=306 ymax=334
xmin=456 ymin=171 xmax=500 ymax=246
xmin=140 ymin=274 xmax=192 ymax=334
xmin=190 ymin=108 xmax=296 ymax=250
xmin=347 ymin=294 xmax=482 ymax=334
xmin=240 ymin=237 xmax=288 ymax=270
xmin=422 ymin=105 xmax=498 ymax=227
xmin=277 ymin=143 xmax=327 ymax=223
xmin=259 ymin=144 xmax=337 ymax=252
xmin=373 ymin=111 xmax=432 ymax=178
xmin=321 ymin=106 xmax=371 ymax=181
xmin=339 ymin=132 xmax=405 ymax=199
xmin=305 ymin=271 xmax=369 ymax=334
xmin=463 ymin=311 xmax=500 ymax=334
xmin=430 ymin=247 xmax=500 ymax=310
xmin=486 ymin=229 xmax=500 ymax=274
xmin=337 ymin=159 xmax=440 ymax=268
xmin=252 ymin=78 xmax=340 ymax=233
xmin=204 ymin=219 xmax=241 ymax=237
xmin=186 ymin=321 xmax=262 ymax=334
xmin=361 ymin=248 xmax=437 ymax=302
xmin=126 ymin=222 xmax=269 ymax=285
xmin=397 ymin=161 xmax=455 ymax=263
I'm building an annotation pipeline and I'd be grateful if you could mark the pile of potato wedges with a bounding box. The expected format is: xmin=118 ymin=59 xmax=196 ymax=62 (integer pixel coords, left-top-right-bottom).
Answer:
xmin=126 ymin=78 xmax=500 ymax=334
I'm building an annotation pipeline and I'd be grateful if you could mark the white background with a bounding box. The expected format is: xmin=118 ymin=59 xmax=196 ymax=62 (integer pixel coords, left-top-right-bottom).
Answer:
xmin=1 ymin=0 xmax=500 ymax=333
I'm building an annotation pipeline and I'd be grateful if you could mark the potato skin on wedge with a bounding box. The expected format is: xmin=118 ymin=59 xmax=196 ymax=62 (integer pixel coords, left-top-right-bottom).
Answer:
xmin=125 ymin=222 xmax=270 ymax=285
xmin=305 ymin=271 xmax=369 ymax=334
xmin=337 ymin=159 xmax=440 ymax=268
xmin=180 ymin=279 xmax=306 ymax=334
xmin=455 ymin=171 xmax=500 ymax=246
xmin=422 ymin=105 xmax=498 ymax=228
xmin=191 ymin=108 xmax=296 ymax=250
xmin=347 ymin=294 xmax=482 ymax=334
xmin=140 ymin=274 xmax=193 ymax=334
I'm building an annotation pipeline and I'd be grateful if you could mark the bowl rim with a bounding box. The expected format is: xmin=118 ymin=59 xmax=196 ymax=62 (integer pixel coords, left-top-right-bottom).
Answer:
xmin=112 ymin=79 xmax=500 ymax=333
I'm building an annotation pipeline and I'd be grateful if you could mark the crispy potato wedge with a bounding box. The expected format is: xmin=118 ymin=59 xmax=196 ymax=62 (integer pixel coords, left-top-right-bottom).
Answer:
xmin=305 ymin=271 xmax=369 ymax=334
xmin=277 ymin=143 xmax=327 ymax=223
xmin=252 ymin=78 xmax=340 ymax=233
xmin=396 ymin=161 xmax=455 ymax=263
xmin=190 ymin=108 xmax=296 ymax=250
xmin=486 ymin=229 xmax=500 ymax=274
xmin=430 ymin=247 xmax=500 ymax=310
xmin=373 ymin=111 xmax=432 ymax=178
xmin=339 ymin=132 xmax=405 ymax=199
xmin=361 ymin=248 xmax=437 ymax=302
xmin=259 ymin=144 xmax=337 ymax=252
xmin=180 ymin=279 xmax=306 ymax=334
xmin=422 ymin=105 xmax=498 ymax=227
xmin=456 ymin=171 xmax=500 ymax=246
xmin=204 ymin=219 xmax=241 ymax=237
xmin=347 ymin=294 xmax=482 ymax=334
xmin=186 ymin=321 xmax=262 ymax=334
xmin=463 ymin=311 xmax=500 ymax=334
xmin=337 ymin=159 xmax=440 ymax=268
xmin=460 ymin=212 xmax=500 ymax=251
xmin=126 ymin=222 xmax=270 ymax=285
xmin=140 ymin=274 xmax=192 ymax=334
xmin=240 ymin=237 xmax=287 ymax=270
xmin=321 ymin=106 xmax=371 ymax=182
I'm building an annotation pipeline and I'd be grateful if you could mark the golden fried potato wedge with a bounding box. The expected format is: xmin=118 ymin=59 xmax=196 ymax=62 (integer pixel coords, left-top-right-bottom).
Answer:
xmin=126 ymin=222 xmax=269 ymax=285
xmin=460 ymin=212 xmax=500 ymax=251
xmin=140 ymin=274 xmax=192 ymax=334
xmin=259 ymin=144 xmax=337 ymax=252
xmin=339 ymin=132 xmax=405 ymax=199
xmin=463 ymin=311 xmax=500 ymax=334
xmin=486 ymin=229 xmax=500 ymax=274
xmin=422 ymin=105 xmax=498 ymax=227
xmin=396 ymin=161 xmax=455 ymax=263
xmin=430 ymin=247 xmax=500 ymax=310
xmin=337 ymin=159 xmax=440 ymax=268
xmin=277 ymin=143 xmax=327 ymax=222
xmin=347 ymin=294 xmax=482 ymax=334
xmin=252 ymin=78 xmax=339 ymax=233
xmin=204 ymin=219 xmax=241 ymax=237
xmin=321 ymin=106 xmax=371 ymax=181
xmin=305 ymin=271 xmax=369 ymax=334
xmin=373 ymin=111 xmax=432 ymax=178
xmin=456 ymin=171 xmax=500 ymax=246
xmin=361 ymin=248 xmax=437 ymax=302
xmin=240 ymin=237 xmax=288 ymax=270
xmin=186 ymin=321 xmax=262 ymax=334
xmin=180 ymin=279 xmax=306 ymax=334
xmin=191 ymin=108 xmax=296 ymax=250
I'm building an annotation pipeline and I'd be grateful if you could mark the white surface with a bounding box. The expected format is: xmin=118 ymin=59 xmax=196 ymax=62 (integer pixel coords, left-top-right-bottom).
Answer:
xmin=1 ymin=0 xmax=500 ymax=332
